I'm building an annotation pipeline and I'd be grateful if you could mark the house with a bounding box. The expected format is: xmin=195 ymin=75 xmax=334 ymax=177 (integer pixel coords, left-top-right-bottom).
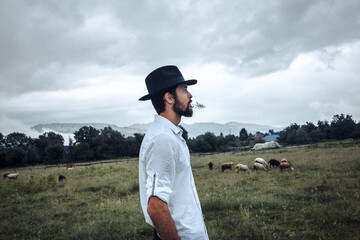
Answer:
xmin=263 ymin=134 xmax=279 ymax=142
xmin=253 ymin=132 xmax=264 ymax=139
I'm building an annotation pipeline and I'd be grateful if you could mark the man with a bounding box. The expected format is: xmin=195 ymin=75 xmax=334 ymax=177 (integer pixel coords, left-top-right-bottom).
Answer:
xmin=139 ymin=65 xmax=209 ymax=240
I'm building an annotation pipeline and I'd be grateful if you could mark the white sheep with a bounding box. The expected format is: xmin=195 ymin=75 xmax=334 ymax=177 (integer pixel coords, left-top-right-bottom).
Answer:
xmin=3 ymin=172 xmax=19 ymax=179
xmin=255 ymin=157 xmax=268 ymax=167
xmin=236 ymin=164 xmax=251 ymax=174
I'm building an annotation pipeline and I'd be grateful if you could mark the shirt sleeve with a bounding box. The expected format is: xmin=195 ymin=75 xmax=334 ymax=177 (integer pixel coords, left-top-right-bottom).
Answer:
xmin=145 ymin=133 xmax=177 ymax=205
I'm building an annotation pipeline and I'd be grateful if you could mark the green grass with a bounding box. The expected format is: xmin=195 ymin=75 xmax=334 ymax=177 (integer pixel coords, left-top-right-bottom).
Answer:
xmin=1 ymin=142 xmax=359 ymax=239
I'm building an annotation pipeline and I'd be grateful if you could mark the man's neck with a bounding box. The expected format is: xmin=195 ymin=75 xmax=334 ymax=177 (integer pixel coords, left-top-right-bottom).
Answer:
xmin=159 ymin=112 xmax=181 ymax=126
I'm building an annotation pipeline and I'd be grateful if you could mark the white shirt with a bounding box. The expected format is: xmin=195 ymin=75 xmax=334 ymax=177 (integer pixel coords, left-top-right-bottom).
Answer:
xmin=139 ymin=115 xmax=209 ymax=240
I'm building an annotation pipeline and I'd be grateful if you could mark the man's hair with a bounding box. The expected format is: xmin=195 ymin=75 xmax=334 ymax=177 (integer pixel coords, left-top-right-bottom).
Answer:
xmin=151 ymin=86 xmax=177 ymax=114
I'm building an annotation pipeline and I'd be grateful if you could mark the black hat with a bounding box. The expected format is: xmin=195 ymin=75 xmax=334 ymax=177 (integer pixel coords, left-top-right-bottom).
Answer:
xmin=139 ymin=65 xmax=197 ymax=101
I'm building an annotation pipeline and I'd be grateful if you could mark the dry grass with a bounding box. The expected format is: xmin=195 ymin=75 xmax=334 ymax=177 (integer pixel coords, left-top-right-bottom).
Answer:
xmin=1 ymin=142 xmax=359 ymax=239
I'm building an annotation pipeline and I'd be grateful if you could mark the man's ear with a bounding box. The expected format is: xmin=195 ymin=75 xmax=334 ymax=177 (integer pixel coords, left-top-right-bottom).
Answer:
xmin=163 ymin=92 xmax=175 ymax=104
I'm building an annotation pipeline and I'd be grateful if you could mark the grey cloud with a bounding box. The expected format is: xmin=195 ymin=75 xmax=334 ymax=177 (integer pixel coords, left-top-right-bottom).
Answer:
xmin=200 ymin=0 xmax=360 ymax=75
xmin=0 ymin=0 xmax=134 ymax=96
xmin=1 ymin=0 xmax=360 ymax=130
xmin=0 ymin=1 xmax=85 ymax=94
xmin=2 ymin=0 xmax=359 ymax=96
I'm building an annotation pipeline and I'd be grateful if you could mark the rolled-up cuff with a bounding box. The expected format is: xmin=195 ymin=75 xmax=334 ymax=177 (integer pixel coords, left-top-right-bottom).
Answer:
xmin=147 ymin=186 xmax=172 ymax=205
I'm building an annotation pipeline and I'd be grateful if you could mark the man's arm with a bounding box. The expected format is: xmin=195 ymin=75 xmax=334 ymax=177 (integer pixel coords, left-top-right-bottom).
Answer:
xmin=147 ymin=196 xmax=180 ymax=240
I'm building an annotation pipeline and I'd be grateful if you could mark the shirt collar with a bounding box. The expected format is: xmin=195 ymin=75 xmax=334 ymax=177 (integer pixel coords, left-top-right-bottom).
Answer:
xmin=155 ymin=115 xmax=183 ymax=136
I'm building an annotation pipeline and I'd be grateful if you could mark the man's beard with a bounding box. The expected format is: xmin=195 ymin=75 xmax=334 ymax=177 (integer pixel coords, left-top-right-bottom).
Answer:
xmin=173 ymin=98 xmax=193 ymax=117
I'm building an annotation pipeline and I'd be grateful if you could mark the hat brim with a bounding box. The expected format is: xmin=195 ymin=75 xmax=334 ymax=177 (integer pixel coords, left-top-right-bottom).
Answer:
xmin=139 ymin=79 xmax=197 ymax=101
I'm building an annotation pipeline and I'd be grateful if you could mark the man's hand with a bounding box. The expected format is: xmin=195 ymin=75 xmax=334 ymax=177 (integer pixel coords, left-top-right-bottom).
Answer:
xmin=147 ymin=196 xmax=180 ymax=240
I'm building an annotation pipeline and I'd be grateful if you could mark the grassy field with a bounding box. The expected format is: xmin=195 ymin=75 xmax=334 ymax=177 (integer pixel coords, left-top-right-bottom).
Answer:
xmin=1 ymin=141 xmax=359 ymax=240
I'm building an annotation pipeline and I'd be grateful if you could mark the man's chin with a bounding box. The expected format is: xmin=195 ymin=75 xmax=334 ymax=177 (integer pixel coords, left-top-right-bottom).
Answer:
xmin=174 ymin=102 xmax=193 ymax=117
xmin=182 ymin=109 xmax=193 ymax=117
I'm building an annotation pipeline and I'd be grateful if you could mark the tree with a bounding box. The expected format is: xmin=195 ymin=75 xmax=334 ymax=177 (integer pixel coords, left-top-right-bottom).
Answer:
xmin=25 ymin=147 xmax=39 ymax=166
xmin=99 ymin=127 xmax=126 ymax=158
xmin=34 ymin=132 xmax=64 ymax=163
xmin=123 ymin=137 xmax=140 ymax=156
xmin=8 ymin=148 xmax=26 ymax=166
xmin=224 ymin=134 xmax=238 ymax=147
xmin=239 ymin=128 xmax=249 ymax=146
xmin=2 ymin=132 xmax=32 ymax=166
xmin=134 ymin=133 xmax=145 ymax=147
xmin=65 ymin=137 xmax=75 ymax=161
xmin=72 ymin=143 xmax=93 ymax=162
xmin=296 ymin=128 xmax=310 ymax=144
xmin=74 ymin=126 xmax=100 ymax=159
xmin=317 ymin=120 xmax=331 ymax=137
xmin=239 ymin=128 xmax=248 ymax=141
xmin=74 ymin=126 xmax=100 ymax=147
xmin=0 ymin=146 xmax=7 ymax=168
xmin=4 ymin=132 xmax=31 ymax=149
xmin=302 ymin=122 xmax=317 ymax=133
xmin=41 ymin=132 xmax=64 ymax=145
xmin=215 ymin=135 xmax=227 ymax=152
xmin=190 ymin=132 xmax=218 ymax=153
xmin=309 ymin=130 xmax=325 ymax=143
xmin=278 ymin=124 xmax=299 ymax=145
xmin=248 ymin=133 xmax=254 ymax=140
xmin=331 ymin=114 xmax=356 ymax=140
xmin=202 ymin=132 xmax=217 ymax=152
xmin=45 ymin=144 xmax=64 ymax=164
xmin=286 ymin=129 xmax=297 ymax=145
xmin=351 ymin=122 xmax=360 ymax=143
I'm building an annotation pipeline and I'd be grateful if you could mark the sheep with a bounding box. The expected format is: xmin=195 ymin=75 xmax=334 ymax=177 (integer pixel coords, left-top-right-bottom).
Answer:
xmin=255 ymin=157 xmax=268 ymax=167
xmin=253 ymin=162 xmax=268 ymax=172
xmin=3 ymin=173 xmax=10 ymax=179
xmin=280 ymin=162 xmax=294 ymax=172
xmin=236 ymin=164 xmax=251 ymax=174
xmin=66 ymin=164 xmax=74 ymax=170
xmin=221 ymin=162 xmax=233 ymax=172
xmin=208 ymin=162 xmax=213 ymax=170
xmin=3 ymin=172 xmax=19 ymax=179
xmin=58 ymin=175 xmax=67 ymax=182
xmin=269 ymin=159 xmax=280 ymax=168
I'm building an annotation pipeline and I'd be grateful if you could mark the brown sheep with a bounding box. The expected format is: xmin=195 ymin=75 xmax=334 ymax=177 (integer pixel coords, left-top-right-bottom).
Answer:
xmin=66 ymin=164 xmax=74 ymax=170
xmin=253 ymin=163 xmax=268 ymax=172
xmin=58 ymin=175 xmax=67 ymax=182
xmin=221 ymin=162 xmax=233 ymax=172
xmin=280 ymin=162 xmax=294 ymax=172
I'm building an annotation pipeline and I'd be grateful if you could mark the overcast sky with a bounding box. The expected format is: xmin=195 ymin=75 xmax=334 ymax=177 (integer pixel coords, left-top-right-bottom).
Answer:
xmin=1 ymin=0 xmax=360 ymax=137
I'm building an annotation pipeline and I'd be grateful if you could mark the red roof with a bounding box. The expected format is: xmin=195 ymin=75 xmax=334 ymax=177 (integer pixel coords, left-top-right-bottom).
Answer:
xmin=253 ymin=133 xmax=264 ymax=139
